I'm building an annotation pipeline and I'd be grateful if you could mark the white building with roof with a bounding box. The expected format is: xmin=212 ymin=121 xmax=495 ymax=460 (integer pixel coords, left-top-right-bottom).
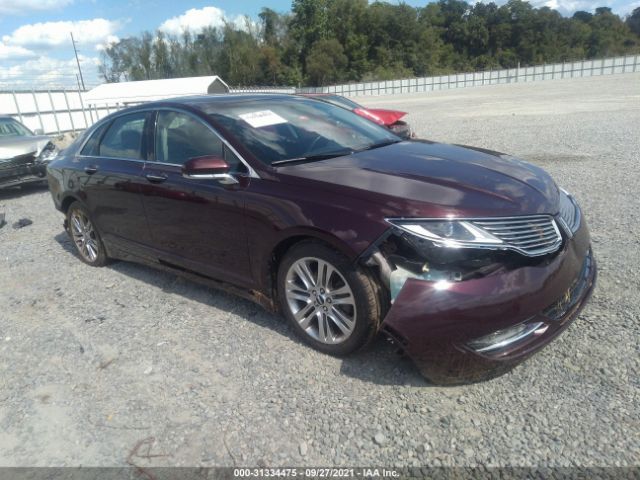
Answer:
xmin=83 ymin=76 xmax=230 ymax=108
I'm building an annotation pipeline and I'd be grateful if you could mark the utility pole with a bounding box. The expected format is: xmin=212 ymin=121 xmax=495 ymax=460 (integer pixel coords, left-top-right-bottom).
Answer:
xmin=71 ymin=31 xmax=85 ymax=90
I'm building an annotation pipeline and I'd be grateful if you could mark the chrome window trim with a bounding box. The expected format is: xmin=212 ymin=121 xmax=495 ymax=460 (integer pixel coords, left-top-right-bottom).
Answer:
xmin=76 ymin=155 xmax=153 ymax=165
xmin=385 ymin=214 xmax=564 ymax=257
xmin=153 ymin=107 xmax=259 ymax=178
xmin=75 ymin=106 xmax=260 ymax=179
xmin=76 ymin=110 xmax=149 ymax=162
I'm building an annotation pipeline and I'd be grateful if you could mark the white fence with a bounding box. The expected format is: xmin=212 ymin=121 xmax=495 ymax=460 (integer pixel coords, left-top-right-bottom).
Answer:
xmin=0 ymin=87 xmax=296 ymax=136
xmin=1 ymin=55 xmax=638 ymax=135
xmin=299 ymin=55 xmax=640 ymax=96
xmin=0 ymin=89 xmax=116 ymax=136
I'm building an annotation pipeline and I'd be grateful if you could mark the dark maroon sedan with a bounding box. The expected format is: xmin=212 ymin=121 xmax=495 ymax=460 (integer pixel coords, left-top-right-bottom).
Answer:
xmin=46 ymin=94 xmax=595 ymax=384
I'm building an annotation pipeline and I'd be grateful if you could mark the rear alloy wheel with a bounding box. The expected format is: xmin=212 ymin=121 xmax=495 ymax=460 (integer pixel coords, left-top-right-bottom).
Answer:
xmin=278 ymin=241 xmax=382 ymax=356
xmin=66 ymin=201 xmax=108 ymax=266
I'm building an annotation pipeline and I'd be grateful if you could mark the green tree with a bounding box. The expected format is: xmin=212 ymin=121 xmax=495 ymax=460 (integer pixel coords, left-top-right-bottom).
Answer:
xmin=305 ymin=38 xmax=348 ymax=85
xmin=627 ymin=7 xmax=640 ymax=36
xmin=99 ymin=0 xmax=640 ymax=87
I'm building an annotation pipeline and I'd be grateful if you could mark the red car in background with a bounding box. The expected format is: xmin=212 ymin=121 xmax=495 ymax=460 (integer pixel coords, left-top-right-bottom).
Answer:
xmin=299 ymin=93 xmax=414 ymax=139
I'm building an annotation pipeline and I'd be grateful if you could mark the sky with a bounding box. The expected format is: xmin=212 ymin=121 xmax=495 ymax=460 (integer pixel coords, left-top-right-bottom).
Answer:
xmin=1 ymin=0 xmax=638 ymax=90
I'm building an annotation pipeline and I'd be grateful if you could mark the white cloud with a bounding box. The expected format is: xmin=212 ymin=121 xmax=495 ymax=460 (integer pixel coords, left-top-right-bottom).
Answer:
xmin=0 ymin=54 xmax=101 ymax=88
xmin=95 ymin=35 xmax=120 ymax=52
xmin=0 ymin=43 xmax=36 ymax=60
xmin=479 ymin=0 xmax=629 ymax=15
xmin=529 ymin=0 xmax=613 ymax=14
xmin=0 ymin=0 xmax=72 ymax=15
xmin=617 ymin=0 xmax=640 ymax=16
xmin=2 ymin=18 xmax=121 ymax=50
xmin=159 ymin=6 xmax=252 ymax=35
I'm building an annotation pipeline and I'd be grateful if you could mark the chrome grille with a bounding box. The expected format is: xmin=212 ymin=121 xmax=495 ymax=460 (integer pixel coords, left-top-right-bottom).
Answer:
xmin=470 ymin=216 xmax=562 ymax=256
xmin=0 ymin=153 xmax=36 ymax=172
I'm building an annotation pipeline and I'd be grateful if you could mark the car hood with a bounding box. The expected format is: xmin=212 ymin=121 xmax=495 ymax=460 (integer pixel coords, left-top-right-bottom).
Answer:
xmin=275 ymin=140 xmax=560 ymax=218
xmin=0 ymin=135 xmax=50 ymax=161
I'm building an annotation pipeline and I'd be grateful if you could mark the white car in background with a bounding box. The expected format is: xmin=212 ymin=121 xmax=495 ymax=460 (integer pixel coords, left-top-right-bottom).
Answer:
xmin=0 ymin=116 xmax=58 ymax=189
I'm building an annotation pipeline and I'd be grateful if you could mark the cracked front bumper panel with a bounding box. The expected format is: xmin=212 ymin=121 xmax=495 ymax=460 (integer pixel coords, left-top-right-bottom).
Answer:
xmin=381 ymin=221 xmax=596 ymax=384
xmin=0 ymin=157 xmax=48 ymax=188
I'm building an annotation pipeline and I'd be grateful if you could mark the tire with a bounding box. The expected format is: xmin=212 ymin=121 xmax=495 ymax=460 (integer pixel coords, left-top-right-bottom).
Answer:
xmin=277 ymin=240 xmax=382 ymax=356
xmin=66 ymin=201 xmax=109 ymax=267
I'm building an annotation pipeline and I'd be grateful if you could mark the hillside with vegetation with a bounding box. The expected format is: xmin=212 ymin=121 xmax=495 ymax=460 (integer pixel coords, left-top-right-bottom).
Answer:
xmin=100 ymin=0 xmax=640 ymax=86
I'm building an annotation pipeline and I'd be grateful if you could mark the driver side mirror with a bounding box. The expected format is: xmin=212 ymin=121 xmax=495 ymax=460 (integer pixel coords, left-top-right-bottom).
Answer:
xmin=182 ymin=155 xmax=239 ymax=185
xmin=33 ymin=128 xmax=45 ymax=135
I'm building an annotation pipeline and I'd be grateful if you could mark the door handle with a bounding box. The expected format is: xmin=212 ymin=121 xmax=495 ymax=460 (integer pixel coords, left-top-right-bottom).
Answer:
xmin=84 ymin=165 xmax=98 ymax=175
xmin=145 ymin=173 xmax=167 ymax=183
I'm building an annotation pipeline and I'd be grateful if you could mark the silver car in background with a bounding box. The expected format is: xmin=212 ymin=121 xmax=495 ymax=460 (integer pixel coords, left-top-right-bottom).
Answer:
xmin=0 ymin=116 xmax=58 ymax=189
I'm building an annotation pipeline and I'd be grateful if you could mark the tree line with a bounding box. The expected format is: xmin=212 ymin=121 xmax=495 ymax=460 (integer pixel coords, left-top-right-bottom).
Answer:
xmin=100 ymin=0 xmax=640 ymax=87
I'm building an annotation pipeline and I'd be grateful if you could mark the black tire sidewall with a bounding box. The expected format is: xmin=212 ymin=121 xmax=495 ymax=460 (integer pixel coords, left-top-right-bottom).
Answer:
xmin=277 ymin=241 xmax=381 ymax=356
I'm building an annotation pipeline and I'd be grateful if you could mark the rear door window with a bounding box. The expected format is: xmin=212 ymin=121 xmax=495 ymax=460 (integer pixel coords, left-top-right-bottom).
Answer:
xmin=99 ymin=112 xmax=148 ymax=160
xmin=80 ymin=123 xmax=108 ymax=156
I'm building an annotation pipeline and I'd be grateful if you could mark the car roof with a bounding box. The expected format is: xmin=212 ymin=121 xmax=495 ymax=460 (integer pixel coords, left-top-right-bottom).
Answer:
xmin=140 ymin=93 xmax=301 ymax=111
xmin=95 ymin=93 xmax=336 ymax=126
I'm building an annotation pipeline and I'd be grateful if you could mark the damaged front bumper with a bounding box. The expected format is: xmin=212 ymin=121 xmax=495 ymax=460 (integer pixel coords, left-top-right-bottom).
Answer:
xmin=0 ymin=155 xmax=49 ymax=189
xmin=379 ymin=220 xmax=596 ymax=384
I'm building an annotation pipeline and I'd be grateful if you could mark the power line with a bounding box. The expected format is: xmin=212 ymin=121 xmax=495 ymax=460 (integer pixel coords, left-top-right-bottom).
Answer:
xmin=71 ymin=31 xmax=86 ymax=90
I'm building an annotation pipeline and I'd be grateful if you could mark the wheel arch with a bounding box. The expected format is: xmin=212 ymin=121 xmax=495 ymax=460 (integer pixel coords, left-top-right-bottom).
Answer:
xmin=264 ymin=229 xmax=361 ymax=311
xmin=60 ymin=193 xmax=84 ymax=213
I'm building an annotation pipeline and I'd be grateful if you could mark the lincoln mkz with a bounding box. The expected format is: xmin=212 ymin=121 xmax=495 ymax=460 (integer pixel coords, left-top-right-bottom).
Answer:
xmin=46 ymin=95 xmax=596 ymax=384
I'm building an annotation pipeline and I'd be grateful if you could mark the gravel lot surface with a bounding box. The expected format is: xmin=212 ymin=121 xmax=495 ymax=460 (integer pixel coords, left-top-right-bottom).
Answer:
xmin=0 ymin=74 xmax=638 ymax=469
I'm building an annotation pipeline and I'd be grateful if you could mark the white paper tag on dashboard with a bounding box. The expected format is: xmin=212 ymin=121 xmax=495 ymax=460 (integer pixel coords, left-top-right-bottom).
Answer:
xmin=239 ymin=110 xmax=288 ymax=128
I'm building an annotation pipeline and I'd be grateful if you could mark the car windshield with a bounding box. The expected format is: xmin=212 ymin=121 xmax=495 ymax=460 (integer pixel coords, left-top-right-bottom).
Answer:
xmin=205 ymin=96 xmax=399 ymax=166
xmin=0 ymin=118 xmax=33 ymax=137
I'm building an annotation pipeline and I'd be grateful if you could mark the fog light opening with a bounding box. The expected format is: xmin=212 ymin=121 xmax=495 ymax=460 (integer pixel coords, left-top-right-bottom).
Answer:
xmin=467 ymin=321 xmax=548 ymax=353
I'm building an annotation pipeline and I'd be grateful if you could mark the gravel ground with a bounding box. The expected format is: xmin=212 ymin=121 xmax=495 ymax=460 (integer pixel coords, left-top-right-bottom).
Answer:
xmin=0 ymin=73 xmax=638 ymax=469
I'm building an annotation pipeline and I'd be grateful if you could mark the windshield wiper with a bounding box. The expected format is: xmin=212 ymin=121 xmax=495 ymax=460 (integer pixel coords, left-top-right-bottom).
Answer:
xmin=356 ymin=139 xmax=401 ymax=152
xmin=272 ymin=149 xmax=354 ymax=166
xmin=272 ymin=140 xmax=400 ymax=166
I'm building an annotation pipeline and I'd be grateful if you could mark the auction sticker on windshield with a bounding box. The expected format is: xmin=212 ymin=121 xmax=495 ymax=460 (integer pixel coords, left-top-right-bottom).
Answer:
xmin=239 ymin=110 xmax=288 ymax=128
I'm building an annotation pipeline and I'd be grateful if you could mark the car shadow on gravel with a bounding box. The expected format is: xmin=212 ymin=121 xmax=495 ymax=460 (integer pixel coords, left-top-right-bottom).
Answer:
xmin=0 ymin=182 xmax=49 ymax=200
xmin=338 ymin=339 xmax=429 ymax=386
xmin=54 ymin=231 xmax=76 ymax=255
xmin=53 ymin=230 xmax=429 ymax=386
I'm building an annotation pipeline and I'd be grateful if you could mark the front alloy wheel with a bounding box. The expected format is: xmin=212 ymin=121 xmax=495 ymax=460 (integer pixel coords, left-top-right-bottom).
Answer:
xmin=278 ymin=241 xmax=383 ymax=356
xmin=285 ymin=257 xmax=357 ymax=344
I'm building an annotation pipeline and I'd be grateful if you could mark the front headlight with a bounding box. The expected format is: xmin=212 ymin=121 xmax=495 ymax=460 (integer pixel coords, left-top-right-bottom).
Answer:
xmin=558 ymin=188 xmax=581 ymax=236
xmin=37 ymin=142 xmax=58 ymax=163
xmin=386 ymin=219 xmax=504 ymax=249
